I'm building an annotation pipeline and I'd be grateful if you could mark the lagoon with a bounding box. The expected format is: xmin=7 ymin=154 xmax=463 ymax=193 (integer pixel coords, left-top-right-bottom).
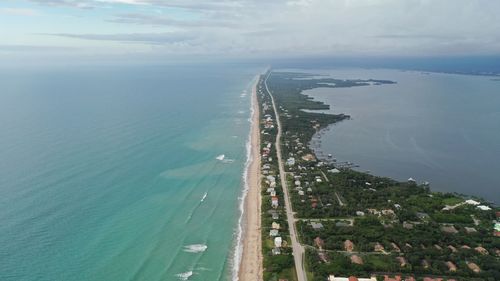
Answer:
xmin=299 ymin=68 xmax=500 ymax=204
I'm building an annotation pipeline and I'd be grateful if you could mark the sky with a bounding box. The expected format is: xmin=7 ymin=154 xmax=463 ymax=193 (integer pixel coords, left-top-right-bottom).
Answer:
xmin=1 ymin=0 xmax=500 ymax=62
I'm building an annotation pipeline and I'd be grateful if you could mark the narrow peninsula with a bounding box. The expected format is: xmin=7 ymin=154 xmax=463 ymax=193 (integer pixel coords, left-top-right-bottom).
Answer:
xmin=256 ymin=70 xmax=500 ymax=281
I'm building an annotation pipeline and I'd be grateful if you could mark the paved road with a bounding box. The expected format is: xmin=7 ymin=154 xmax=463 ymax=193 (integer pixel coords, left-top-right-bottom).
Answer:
xmin=264 ymin=71 xmax=308 ymax=281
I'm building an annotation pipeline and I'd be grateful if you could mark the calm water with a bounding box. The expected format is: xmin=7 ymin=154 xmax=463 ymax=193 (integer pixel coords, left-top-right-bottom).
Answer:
xmin=297 ymin=68 xmax=500 ymax=203
xmin=0 ymin=64 xmax=258 ymax=281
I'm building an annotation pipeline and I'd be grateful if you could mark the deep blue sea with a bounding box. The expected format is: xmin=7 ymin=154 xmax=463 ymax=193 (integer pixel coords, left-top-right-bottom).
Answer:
xmin=0 ymin=64 xmax=259 ymax=281
xmin=295 ymin=68 xmax=500 ymax=204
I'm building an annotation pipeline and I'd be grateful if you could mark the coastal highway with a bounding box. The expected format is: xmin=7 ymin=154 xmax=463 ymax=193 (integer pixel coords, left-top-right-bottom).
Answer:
xmin=265 ymin=71 xmax=308 ymax=281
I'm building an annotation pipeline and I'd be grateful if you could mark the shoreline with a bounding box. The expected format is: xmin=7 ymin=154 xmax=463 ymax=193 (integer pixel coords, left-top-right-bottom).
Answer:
xmin=237 ymin=75 xmax=263 ymax=281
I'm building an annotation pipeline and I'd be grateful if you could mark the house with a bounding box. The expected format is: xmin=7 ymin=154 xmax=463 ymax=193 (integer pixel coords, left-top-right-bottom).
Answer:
xmin=465 ymin=199 xmax=480 ymax=205
xmin=268 ymin=210 xmax=279 ymax=220
xmin=475 ymin=246 xmax=489 ymax=255
xmin=311 ymin=222 xmax=324 ymax=230
xmin=286 ymin=157 xmax=295 ymax=166
xmin=391 ymin=243 xmax=401 ymax=252
xmin=374 ymin=243 xmax=384 ymax=252
xmin=477 ymin=205 xmax=492 ymax=211
xmin=272 ymin=247 xmax=281 ymax=255
xmin=314 ymin=237 xmax=325 ymax=249
xmin=396 ymin=257 xmax=407 ymax=267
xmin=382 ymin=209 xmax=396 ymax=216
xmin=344 ymin=240 xmax=354 ymax=252
xmin=302 ymin=154 xmax=316 ymax=161
xmin=467 ymin=262 xmax=481 ymax=273
xmin=421 ymin=260 xmax=429 ymax=269
xmin=465 ymin=227 xmax=477 ymax=233
xmin=350 ymin=255 xmax=363 ymax=264
xmin=384 ymin=276 xmax=415 ymax=281
xmin=269 ymin=229 xmax=279 ymax=237
xmin=416 ymin=212 xmax=429 ymax=220
xmin=270 ymin=190 xmax=276 ymax=197
xmin=328 ymin=168 xmax=340 ymax=174
xmin=494 ymin=222 xmax=500 ymax=232
xmin=445 ymin=261 xmax=457 ymax=272
xmin=298 ymin=190 xmax=304 ymax=196
xmin=356 ymin=211 xmax=365 ymax=216
xmin=447 ymin=245 xmax=458 ymax=253
xmin=367 ymin=209 xmax=381 ymax=216
xmin=318 ymin=251 xmax=329 ymax=263
xmin=274 ymin=237 xmax=282 ymax=248
xmin=383 ymin=276 xmax=402 ymax=281
xmin=328 ymin=275 xmax=376 ymax=281
xmin=271 ymin=196 xmax=279 ymax=208
xmin=272 ymin=222 xmax=280 ymax=229
xmin=441 ymin=225 xmax=458 ymax=234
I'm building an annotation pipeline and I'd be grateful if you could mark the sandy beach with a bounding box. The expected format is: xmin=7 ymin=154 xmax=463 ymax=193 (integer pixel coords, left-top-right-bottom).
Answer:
xmin=238 ymin=76 xmax=263 ymax=281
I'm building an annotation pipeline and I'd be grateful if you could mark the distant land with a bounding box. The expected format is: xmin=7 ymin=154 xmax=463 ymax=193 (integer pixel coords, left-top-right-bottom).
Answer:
xmin=257 ymin=69 xmax=500 ymax=281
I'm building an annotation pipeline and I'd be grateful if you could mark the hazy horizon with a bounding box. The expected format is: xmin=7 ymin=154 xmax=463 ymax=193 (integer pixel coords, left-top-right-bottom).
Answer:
xmin=2 ymin=0 xmax=500 ymax=65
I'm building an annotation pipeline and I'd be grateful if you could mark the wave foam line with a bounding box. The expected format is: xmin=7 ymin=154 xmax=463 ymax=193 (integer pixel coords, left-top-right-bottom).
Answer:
xmin=231 ymin=75 xmax=257 ymax=281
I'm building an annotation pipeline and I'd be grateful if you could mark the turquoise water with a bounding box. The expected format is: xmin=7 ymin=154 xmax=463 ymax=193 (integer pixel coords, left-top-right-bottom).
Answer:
xmin=0 ymin=64 xmax=258 ymax=281
xmin=297 ymin=68 xmax=500 ymax=203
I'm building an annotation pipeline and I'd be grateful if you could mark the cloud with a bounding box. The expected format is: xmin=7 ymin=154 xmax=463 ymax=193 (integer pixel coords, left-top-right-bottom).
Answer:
xmin=107 ymin=13 xmax=239 ymax=28
xmin=27 ymin=0 xmax=255 ymax=10
xmin=0 ymin=45 xmax=75 ymax=51
xmin=0 ymin=7 xmax=39 ymax=16
xmin=18 ymin=0 xmax=500 ymax=57
xmin=27 ymin=0 xmax=97 ymax=9
xmin=48 ymin=32 xmax=195 ymax=44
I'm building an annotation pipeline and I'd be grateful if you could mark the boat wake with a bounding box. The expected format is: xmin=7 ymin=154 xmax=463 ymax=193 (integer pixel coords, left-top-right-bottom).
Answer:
xmin=176 ymin=271 xmax=193 ymax=280
xmin=183 ymin=244 xmax=208 ymax=253
xmin=201 ymin=192 xmax=208 ymax=202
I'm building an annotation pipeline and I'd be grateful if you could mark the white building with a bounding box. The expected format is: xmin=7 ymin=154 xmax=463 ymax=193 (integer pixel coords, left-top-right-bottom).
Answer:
xmin=477 ymin=205 xmax=492 ymax=211
xmin=274 ymin=237 xmax=282 ymax=248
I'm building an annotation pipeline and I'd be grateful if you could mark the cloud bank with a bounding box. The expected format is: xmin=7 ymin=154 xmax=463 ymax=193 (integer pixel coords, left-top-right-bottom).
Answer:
xmin=8 ymin=0 xmax=500 ymax=58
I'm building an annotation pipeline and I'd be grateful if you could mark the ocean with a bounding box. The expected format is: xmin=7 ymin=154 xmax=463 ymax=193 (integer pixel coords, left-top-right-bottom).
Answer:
xmin=0 ymin=64 xmax=259 ymax=281
xmin=293 ymin=68 xmax=500 ymax=204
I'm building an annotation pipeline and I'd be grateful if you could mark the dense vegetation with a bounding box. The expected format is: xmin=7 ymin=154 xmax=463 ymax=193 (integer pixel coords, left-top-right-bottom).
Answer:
xmin=258 ymin=74 xmax=297 ymax=281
